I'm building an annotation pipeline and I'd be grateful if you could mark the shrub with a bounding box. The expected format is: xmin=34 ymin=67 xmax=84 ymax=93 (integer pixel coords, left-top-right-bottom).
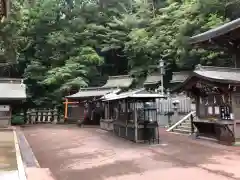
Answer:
xmin=11 ymin=115 xmax=25 ymax=125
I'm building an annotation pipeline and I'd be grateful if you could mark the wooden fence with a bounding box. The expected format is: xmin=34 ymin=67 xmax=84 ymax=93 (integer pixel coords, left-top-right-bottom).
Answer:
xmin=26 ymin=109 xmax=63 ymax=124
xmin=156 ymin=95 xmax=195 ymax=114
xmin=155 ymin=95 xmax=195 ymax=127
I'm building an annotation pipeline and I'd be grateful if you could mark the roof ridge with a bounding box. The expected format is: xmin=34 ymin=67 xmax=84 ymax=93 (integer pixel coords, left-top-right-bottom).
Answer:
xmin=195 ymin=64 xmax=240 ymax=72
xmin=172 ymin=71 xmax=191 ymax=74
xmin=108 ymin=75 xmax=132 ymax=79
xmin=79 ymin=87 xmax=119 ymax=91
xmin=189 ymin=18 xmax=240 ymax=44
xmin=118 ymin=88 xmax=145 ymax=95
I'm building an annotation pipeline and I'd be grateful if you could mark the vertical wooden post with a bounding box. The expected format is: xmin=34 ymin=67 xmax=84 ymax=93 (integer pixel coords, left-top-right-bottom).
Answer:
xmin=64 ymin=98 xmax=68 ymax=120
xmin=190 ymin=113 xmax=194 ymax=134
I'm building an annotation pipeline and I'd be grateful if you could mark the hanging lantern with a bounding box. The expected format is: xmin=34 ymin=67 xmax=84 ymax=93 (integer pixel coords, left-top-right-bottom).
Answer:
xmin=222 ymin=95 xmax=225 ymax=103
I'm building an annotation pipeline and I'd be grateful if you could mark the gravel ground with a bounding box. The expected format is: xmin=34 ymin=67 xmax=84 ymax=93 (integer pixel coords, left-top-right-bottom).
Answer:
xmin=22 ymin=124 xmax=240 ymax=180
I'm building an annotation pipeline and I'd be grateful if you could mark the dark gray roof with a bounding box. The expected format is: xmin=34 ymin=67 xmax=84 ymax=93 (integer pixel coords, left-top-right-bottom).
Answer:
xmin=66 ymin=75 xmax=133 ymax=99
xmin=173 ymin=64 xmax=240 ymax=92
xmin=170 ymin=72 xmax=191 ymax=83
xmin=189 ymin=18 xmax=240 ymax=44
xmin=102 ymin=75 xmax=133 ymax=88
xmin=103 ymin=88 xmax=166 ymax=101
xmin=0 ymin=78 xmax=23 ymax=84
xmin=0 ymin=81 xmax=26 ymax=100
xmin=66 ymin=87 xmax=120 ymax=99
xmin=193 ymin=64 xmax=240 ymax=83
xmin=144 ymin=73 xmax=162 ymax=85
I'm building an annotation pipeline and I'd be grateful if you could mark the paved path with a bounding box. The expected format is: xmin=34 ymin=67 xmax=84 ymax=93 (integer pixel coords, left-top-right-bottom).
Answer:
xmin=0 ymin=130 xmax=19 ymax=180
xmin=22 ymin=124 xmax=240 ymax=180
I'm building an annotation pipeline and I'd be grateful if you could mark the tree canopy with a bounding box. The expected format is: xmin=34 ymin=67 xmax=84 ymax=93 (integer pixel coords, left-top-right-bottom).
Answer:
xmin=0 ymin=0 xmax=238 ymax=107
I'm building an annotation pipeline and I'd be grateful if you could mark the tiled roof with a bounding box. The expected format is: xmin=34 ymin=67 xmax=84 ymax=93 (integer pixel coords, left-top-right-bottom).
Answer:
xmin=171 ymin=72 xmax=191 ymax=83
xmin=66 ymin=87 xmax=120 ymax=99
xmin=66 ymin=75 xmax=133 ymax=99
xmin=0 ymin=81 xmax=26 ymax=100
xmin=102 ymin=75 xmax=133 ymax=88
xmin=194 ymin=65 xmax=240 ymax=83
xmin=189 ymin=18 xmax=240 ymax=44
xmin=144 ymin=73 xmax=162 ymax=85
xmin=103 ymin=88 xmax=165 ymax=101
xmin=172 ymin=64 xmax=240 ymax=92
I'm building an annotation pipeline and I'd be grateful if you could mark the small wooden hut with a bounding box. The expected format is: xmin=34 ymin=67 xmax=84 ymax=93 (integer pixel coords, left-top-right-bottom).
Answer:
xmin=0 ymin=78 xmax=26 ymax=126
xmin=101 ymin=88 xmax=166 ymax=143
xmin=64 ymin=75 xmax=134 ymax=125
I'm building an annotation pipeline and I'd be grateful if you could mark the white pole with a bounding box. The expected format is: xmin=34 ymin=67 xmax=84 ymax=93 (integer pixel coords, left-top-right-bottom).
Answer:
xmin=134 ymin=106 xmax=138 ymax=143
xmin=161 ymin=74 xmax=164 ymax=95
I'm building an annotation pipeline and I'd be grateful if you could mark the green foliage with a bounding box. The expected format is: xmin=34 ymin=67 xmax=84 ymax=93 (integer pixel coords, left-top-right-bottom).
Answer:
xmin=11 ymin=115 xmax=25 ymax=125
xmin=0 ymin=0 xmax=239 ymax=106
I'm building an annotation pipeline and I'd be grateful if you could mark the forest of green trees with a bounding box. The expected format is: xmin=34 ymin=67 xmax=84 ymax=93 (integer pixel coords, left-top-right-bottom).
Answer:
xmin=0 ymin=0 xmax=240 ymax=107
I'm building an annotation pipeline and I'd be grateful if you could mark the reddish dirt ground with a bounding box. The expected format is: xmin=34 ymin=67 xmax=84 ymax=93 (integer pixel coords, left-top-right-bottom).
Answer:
xmin=22 ymin=124 xmax=240 ymax=180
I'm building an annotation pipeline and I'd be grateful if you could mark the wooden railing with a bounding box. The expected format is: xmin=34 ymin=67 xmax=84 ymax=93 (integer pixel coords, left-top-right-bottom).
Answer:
xmin=166 ymin=111 xmax=196 ymax=132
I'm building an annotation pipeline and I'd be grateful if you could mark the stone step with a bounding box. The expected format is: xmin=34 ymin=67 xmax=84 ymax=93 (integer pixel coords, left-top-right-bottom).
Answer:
xmin=179 ymin=121 xmax=191 ymax=126
xmin=178 ymin=125 xmax=192 ymax=131
xmin=26 ymin=168 xmax=56 ymax=180
xmin=173 ymin=128 xmax=191 ymax=134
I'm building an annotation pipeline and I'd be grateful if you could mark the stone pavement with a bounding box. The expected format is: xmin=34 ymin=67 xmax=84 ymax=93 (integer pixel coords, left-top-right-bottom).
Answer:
xmin=22 ymin=124 xmax=240 ymax=180
xmin=0 ymin=130 xmax=19 ymax=180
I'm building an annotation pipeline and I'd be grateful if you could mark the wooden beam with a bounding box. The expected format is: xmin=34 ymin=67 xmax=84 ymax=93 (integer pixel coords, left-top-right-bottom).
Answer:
xmin=63 ymin=101 xmax=79 ymax=104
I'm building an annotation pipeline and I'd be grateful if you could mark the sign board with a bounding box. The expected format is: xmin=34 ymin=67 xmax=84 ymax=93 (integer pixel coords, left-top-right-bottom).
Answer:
xmin=0 ymin=105 xmax=10 ymax=111
xmin=220 ymin=105 xmax=231 ymax=120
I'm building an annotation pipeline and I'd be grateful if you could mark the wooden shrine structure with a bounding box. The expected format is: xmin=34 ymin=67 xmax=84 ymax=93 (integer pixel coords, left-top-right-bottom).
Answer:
xmin=173 ymin=65 xmax=240 ymax=145
xmin=102 ymin=88 xmax=165 ymax=143
xmin=100 ymin=72 xmax=163 ymax=131
xmin=174 ymin=17 xmax=240 ymax=145
xmin=0 ymin=78 xmax=26 ymax=126
xmin=64 ymin=75 xmax=134 ymax=125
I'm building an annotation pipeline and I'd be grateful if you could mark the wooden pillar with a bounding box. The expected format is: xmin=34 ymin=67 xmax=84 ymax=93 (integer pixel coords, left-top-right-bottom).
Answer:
xmin=64 ymin=98 xmax=68 ymax=119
